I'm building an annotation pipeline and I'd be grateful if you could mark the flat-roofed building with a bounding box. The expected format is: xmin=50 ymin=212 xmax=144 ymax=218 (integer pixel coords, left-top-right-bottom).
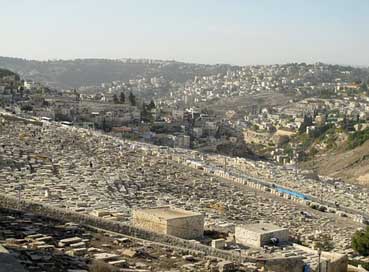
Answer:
xmin=132 ymin=207 xmax=204 ymax=240
xmin=235 ymin=223 xmax=289 ymax=248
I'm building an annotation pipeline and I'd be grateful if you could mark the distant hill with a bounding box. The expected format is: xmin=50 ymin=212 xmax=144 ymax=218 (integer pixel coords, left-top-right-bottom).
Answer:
xmin=0 ymin=56 xmax=232 ymax=90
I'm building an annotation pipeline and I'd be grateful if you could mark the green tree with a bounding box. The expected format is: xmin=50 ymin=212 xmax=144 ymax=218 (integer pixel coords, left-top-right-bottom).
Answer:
xmin=21 ymin=105 xmax=33 ymax=112
xmin=361 ymin=83 xmax=368 ymax=94
xmin=73 ymin=89 xmax=80 ymax=102
xmin=352 ymin=227 xmax=369 ymax=256
xmin=129 ymin=92 xmax=136 ymax=106
xmin=148 ymin=99 xmax=155 ymax=110
xmin=299 ymin=115 xmax=313 ymax=134
xmin=119 ymin=92 xmax=125 ymax=103
xmin=0 ymin=68 xmax=20 ymax=81
xmin=141 ymin=102 xmax=152 ymax=122
xmin=42 ymin=99 xmax=50 ymax=107
xmin=113 ymin=94 xmax=119 ymax=104
xmin=101 ymin=118 xmax=112 ymax=132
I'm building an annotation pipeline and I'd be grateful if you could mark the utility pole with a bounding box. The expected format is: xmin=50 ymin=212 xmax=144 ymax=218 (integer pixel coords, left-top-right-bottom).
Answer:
xmin=320 ymin=178 xmax=323 ymax=204
xmin=317 ymin=247 xmax=322 ymax=272
xmin=312 ymin=149 xmax=323 ymax=203
xmin=17 ymin=187 xmax=21 ymax=203
xmin=16 ymin=184 xmax=24 ymax=208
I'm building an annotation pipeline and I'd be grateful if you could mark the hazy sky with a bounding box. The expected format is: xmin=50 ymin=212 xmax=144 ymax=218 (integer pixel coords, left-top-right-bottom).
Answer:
xmin=1 ymin=0 xmax=369 ymax=65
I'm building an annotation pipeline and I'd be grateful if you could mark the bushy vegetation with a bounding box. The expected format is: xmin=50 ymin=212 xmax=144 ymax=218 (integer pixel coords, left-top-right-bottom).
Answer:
xmin=321 ymin=127 xmax=338 ymax=149
xmin=349 ymin=260 xmax=369 ymax=270
xmin=317 ymin=88 xmax=336 ymax=99
xmin=313 ymin=234 xmax=335 ymax=251
xmin=0 ymin=68 xmax=20 ymax=80
xmin=347 ymin=127 xmax=369 ymax=149
xmin=352 ymin=226 xmax=369 ymax=256
xmin=294 ymin=124 xmax=334 ymax=156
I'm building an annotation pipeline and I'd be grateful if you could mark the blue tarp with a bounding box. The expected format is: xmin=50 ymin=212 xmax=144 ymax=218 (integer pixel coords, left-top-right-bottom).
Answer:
xmin=276 ymin=187 xmax=310 ymax=200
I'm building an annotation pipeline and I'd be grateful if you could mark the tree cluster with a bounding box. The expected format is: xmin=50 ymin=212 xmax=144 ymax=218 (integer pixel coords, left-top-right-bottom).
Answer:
xmin=141 ymin=100 xmax=156 ymax=122
xmin=352 ymin=227 xmax=369 ymax=256
xmin=347 ymin=127 xmax=369 ymax=149
xmin=113 ymin=91 xmax=137 ymax=106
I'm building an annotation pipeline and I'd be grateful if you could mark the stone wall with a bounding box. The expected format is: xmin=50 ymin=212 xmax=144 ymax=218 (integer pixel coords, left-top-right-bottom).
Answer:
xmin=258 ymin=257 xmax=304 ymax=272
xmin=259 ymin=228 xmax=289 ymax=246
xmin=133 ymin=209 xmax=204 ymax=240
xmin=235 ymin=225 xmax=261 ymax=247
xmin=235 ymin=225 xmax=289 ymax=247
xmin=0 ymin=112 xmax=43 ymax=126
xmin=167 ymin=215 xmax=204 ymax=239
xmin=323 ymin=251 xmax=348 ymax=272
xmin=132 ymin=209 xmax=168 ymax=235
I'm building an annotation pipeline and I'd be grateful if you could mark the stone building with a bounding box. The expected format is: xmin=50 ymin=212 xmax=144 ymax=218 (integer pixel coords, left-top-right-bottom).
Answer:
xmin=235 ymin=223 xmax=289 ymax=248
xmin=132 ymin=207 xmax=204 ymax=240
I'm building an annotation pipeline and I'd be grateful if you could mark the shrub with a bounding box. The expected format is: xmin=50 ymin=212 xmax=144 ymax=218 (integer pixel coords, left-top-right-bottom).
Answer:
xmin=347 ymin=128 xmax=369 ymax=149
xmin=89 ymin=261 xmax=117 ymax=272
xmin=352 ymin=227 xmax=369 ymax=256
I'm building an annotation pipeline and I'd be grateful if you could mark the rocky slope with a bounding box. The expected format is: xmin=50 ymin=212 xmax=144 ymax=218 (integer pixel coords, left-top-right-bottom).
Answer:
xmin=304 ymin=138 xmax=369 ymax=187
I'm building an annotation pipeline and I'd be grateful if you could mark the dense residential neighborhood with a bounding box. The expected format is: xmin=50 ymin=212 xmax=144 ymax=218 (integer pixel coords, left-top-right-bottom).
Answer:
xmin=2 ymin=62 xmax=369 ymax=168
